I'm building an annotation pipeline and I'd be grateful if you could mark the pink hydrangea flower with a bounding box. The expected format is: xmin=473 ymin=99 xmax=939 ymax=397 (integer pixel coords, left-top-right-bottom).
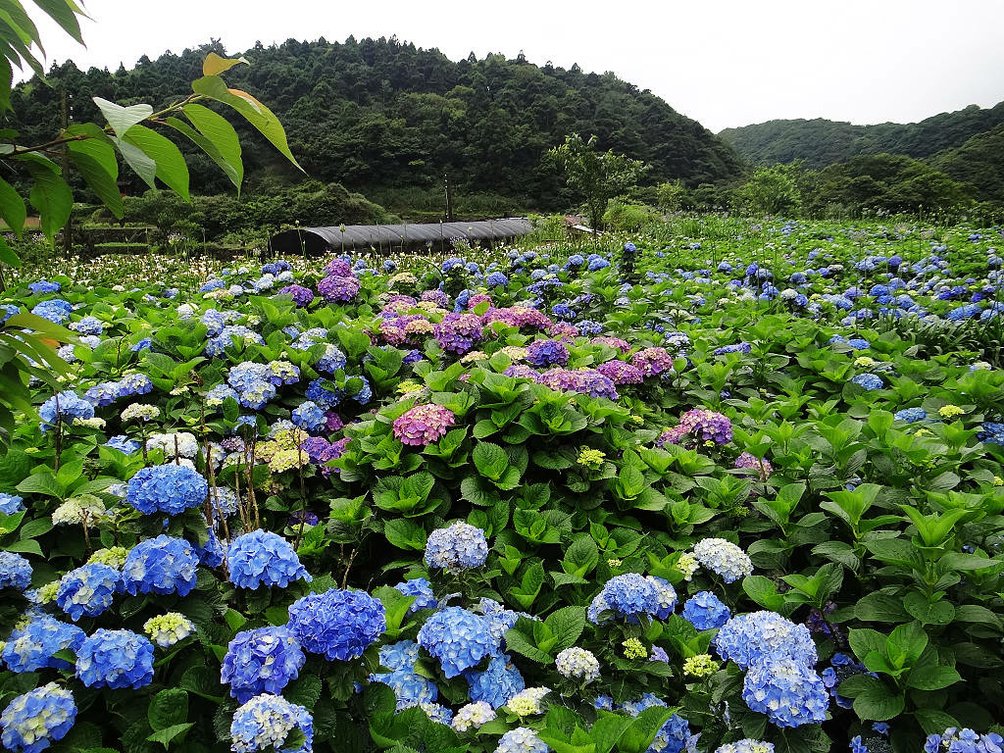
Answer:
xmin=393 ymin=404 xmax=456 ymax=446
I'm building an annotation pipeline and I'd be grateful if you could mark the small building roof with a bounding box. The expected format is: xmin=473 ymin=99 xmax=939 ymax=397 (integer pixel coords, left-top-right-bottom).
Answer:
xmin=271 ymin=218 xmax=533 ymax=254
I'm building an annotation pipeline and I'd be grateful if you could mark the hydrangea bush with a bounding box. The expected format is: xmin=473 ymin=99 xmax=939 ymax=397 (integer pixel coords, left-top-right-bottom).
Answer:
xmin=1 ymin=217 xmax=1003 ymax=753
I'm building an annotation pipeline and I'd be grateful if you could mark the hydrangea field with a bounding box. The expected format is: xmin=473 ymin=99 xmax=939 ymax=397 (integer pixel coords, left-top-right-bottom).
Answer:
xmin=1 ymin=217 xmax=1003 ymax=753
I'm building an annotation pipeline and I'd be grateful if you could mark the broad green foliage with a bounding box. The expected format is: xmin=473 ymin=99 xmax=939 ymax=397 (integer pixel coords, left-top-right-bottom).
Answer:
xmin=0 ymin=216 xmax=1003 ymax=753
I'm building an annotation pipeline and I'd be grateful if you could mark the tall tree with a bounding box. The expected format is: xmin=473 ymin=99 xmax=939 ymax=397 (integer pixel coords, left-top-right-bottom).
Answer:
xmin=548 ymin=133 xmax=647 ymax=230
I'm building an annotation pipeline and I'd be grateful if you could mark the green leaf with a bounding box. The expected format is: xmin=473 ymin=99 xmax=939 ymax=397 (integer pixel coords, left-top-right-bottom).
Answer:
xmin=93 ymin=96 xmax=153 ymax=138
xmin=0 ymin=175 xmax=26 ymax=236
xmin=0 ymin=235 xmax=19 ymax=268
xmin=202 ymin=52 xmax=248 ymax=76
xmin=473 ymin=442 xmax=509 ymax=481
xmin=191 ymin=74 xmax=303 ymax=171
xmin=23 ymin=157 xmax=71 ymax=244
xmin=31 ymin=0 xmax=86 ymax=45
xmin=383 ymin=518 xmax=427 ymax=551
xmin=114 ymin=135 xmax=157 ymax=189
xmin=167 ymin=108 xmax=243 ymax=192
xmin=907 ymin=663 xmax=961 ymax=690
xmin=146 ymin=723 xmax=194 ymax=749
xmin=66 ymin=123 xmax=122 ymax=218
xmin=16 ymin=470 xmax=62 ymax=498
xmin=122 ymin=124 xmax=191 ymax=201
xmin=543 ymin=606 xmax=585 ymax=653
xmin=148 ymin=689 xmax=188 ymax=731
xmin=618 ymin=706 xmax=675 ymax=753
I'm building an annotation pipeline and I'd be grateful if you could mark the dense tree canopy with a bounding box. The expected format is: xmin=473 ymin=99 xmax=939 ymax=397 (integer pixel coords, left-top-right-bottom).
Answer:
xmin=9 ymin=37 xmax=744 ymax=211
xmin=719 ymin=102 xmax=1004 ymax=170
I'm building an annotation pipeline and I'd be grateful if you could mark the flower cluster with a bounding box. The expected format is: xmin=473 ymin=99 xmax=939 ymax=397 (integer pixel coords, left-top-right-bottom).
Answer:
xmin=122 ymin=535 xmax=199 ymax=596
xmin=222 ymin=627 xmax=306 ymax=702
xmin=424 ymin=521 xmax=488 ymax=572
xmin=714 ymin=611 xmax=818 ymax=669
xmin=658 ymin=409 xmax=733 ymax=447
xmin=143 ymin=613 xmax=195 ymax=647
xmin=0 ymin=683 xmax=76 ymax=753
xmin=230 ymin=694 xmax=313 ymax=753
xmin=682 ymin=591 xmax=732 ymax=630
xmin=126 ymin=464 xmax=208 ymax=516
xmin=1 ymin=615 xmax=85 ymax=673
xmin=287 ymin=588 xmax=386 ymax=661
xmin=392 ymin=403 xmax=456 ymax=446
xmin=587 ymin=573 xmax=677 ymax=623
xmin=227 ymin=531 xmax=310 ymax=589
xmin=555 ymin=646 xmax=600 ymax=683
xmin=75 ymin=629 xmax=155 ymax=689
xmin=56 ymin=563 xmax=120 ymax=621
xmin=38 ymin=391 xmax=94 ymax=431
xmin=418 ymin=607 xmax=496 ymax=678
xmin=692 ymin=538 xmax=753 ymax=583
xmin=0 ymin=551 xmax=32 ymax=591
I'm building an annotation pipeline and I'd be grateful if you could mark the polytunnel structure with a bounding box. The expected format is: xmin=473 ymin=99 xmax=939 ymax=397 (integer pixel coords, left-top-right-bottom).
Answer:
xmin=269 ymin=218 xmax=533 ymax=255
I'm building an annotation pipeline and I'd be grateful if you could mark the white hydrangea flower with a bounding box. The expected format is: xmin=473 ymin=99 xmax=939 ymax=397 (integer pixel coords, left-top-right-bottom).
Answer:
xmin=555 ymin=647 xmax=600 ymax=683
xmin=452 ymin=701 xmax=495 ymax=732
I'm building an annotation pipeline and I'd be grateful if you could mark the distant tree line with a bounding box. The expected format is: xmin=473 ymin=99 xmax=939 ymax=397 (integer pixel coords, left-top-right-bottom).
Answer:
xmin=9 ymin=36 xmax=742 ymax=216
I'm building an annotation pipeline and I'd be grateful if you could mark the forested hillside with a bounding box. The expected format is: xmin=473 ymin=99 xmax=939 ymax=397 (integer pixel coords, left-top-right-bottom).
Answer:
xmin=929 ymin=124 xmax=1004 ymax=203
xmin=719 ymin=102 xmax=1004 ymax=169
xmin=9 ymin=37 xmax=743 ymax=211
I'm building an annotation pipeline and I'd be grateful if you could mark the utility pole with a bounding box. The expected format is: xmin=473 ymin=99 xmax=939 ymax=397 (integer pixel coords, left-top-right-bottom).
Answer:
xmin=444 ymin=173 xmax=454 ymax=222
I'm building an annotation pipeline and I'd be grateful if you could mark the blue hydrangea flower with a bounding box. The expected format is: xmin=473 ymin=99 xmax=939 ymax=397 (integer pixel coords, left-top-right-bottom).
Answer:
xmin=851 ymin=373 xmax=883 ymax=391
xmin=714 ymin=612 xmax=817 ymax=670
xmin=287 ymin=588 xmax=385 ymax=661
xmin=28 ymin=280 xmax=61 ymax=294
xmin=496 ymin=727 xmax=548 ymax=753
xmin=38 ymin=391 xmax=94 ymax=431
xmin=55 ymin=563 xmax=119 ymax=621
xmin=222 ymin=627 xmax=306 ymax=702
xmin=424 ymin=522 xmax=488 ymax=572
xmin=486 ymin=272 xmax=509 ymax=287
xmin=465 ymin=654 xmax=525 ymax=708
xmin=477 ymin=598 xmax=525 ymax=646
xmin=0 ymin=493 xmax=23 ymax=515
xmin=104 ymin=435 xmax=141 ymax=454
xmin=75 ymin=629 xmax=155 ymax=689
xmin=682 ymin=591 xmax=731 ymax=630
xmin=2 ymin=614 xmax=85 ymax=673
xmin=979 ymin=422 xmax=1004 ymax=446
xmin=394 ymin=578 xmax=438 ymax=612
xmin=195 ymin=528 xmax=226 ymax=568
xmin=126 ymin=464 xmax=208 ymax=516
xmin=894 ymin=407 xmax=927 ymax=423
xmin=228 ymin=531 xmax=311 ymax=589
xmin=924 ymin=728 xmax=1004 ymax=753
xmin=305 ymin=378 xmax=342 ymax=409
xmin=291 ymin=401 xmax=325 ymax=432
xmin=370 ymin=640 xmax=438 ymax=708
xmin=316 ymin=344 xmax=347 ymax=374
xmin=121 ymin=535 xmax=199 ymax=597
xmin=31 ymin=299 xmax=72 ymax=324
xmin=0 ymin=682 xmax=76 ymax=753
xmin=649 ymin=714 xmax=698 ymax=753
xmin=741 ymin=658 xmax=829 ymax=728
xmin=0 ymin=550 xmax=31 ymax=594
xmin=418 ymin=607 xmax=497 ymax=678
xmin=587 ymin=573 xmax=675 ymax=623
xmin=230 ymin=694 xmax=312 ymax=753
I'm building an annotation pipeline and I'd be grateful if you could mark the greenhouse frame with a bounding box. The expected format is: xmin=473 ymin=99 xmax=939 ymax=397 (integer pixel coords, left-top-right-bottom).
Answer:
xmin=270 ymin=218 xmax=533 ymax=255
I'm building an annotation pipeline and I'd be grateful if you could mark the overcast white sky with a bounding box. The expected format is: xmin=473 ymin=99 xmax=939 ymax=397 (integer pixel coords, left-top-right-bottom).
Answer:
xmin=21 ymin=0 xmax=1004 ymax=132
